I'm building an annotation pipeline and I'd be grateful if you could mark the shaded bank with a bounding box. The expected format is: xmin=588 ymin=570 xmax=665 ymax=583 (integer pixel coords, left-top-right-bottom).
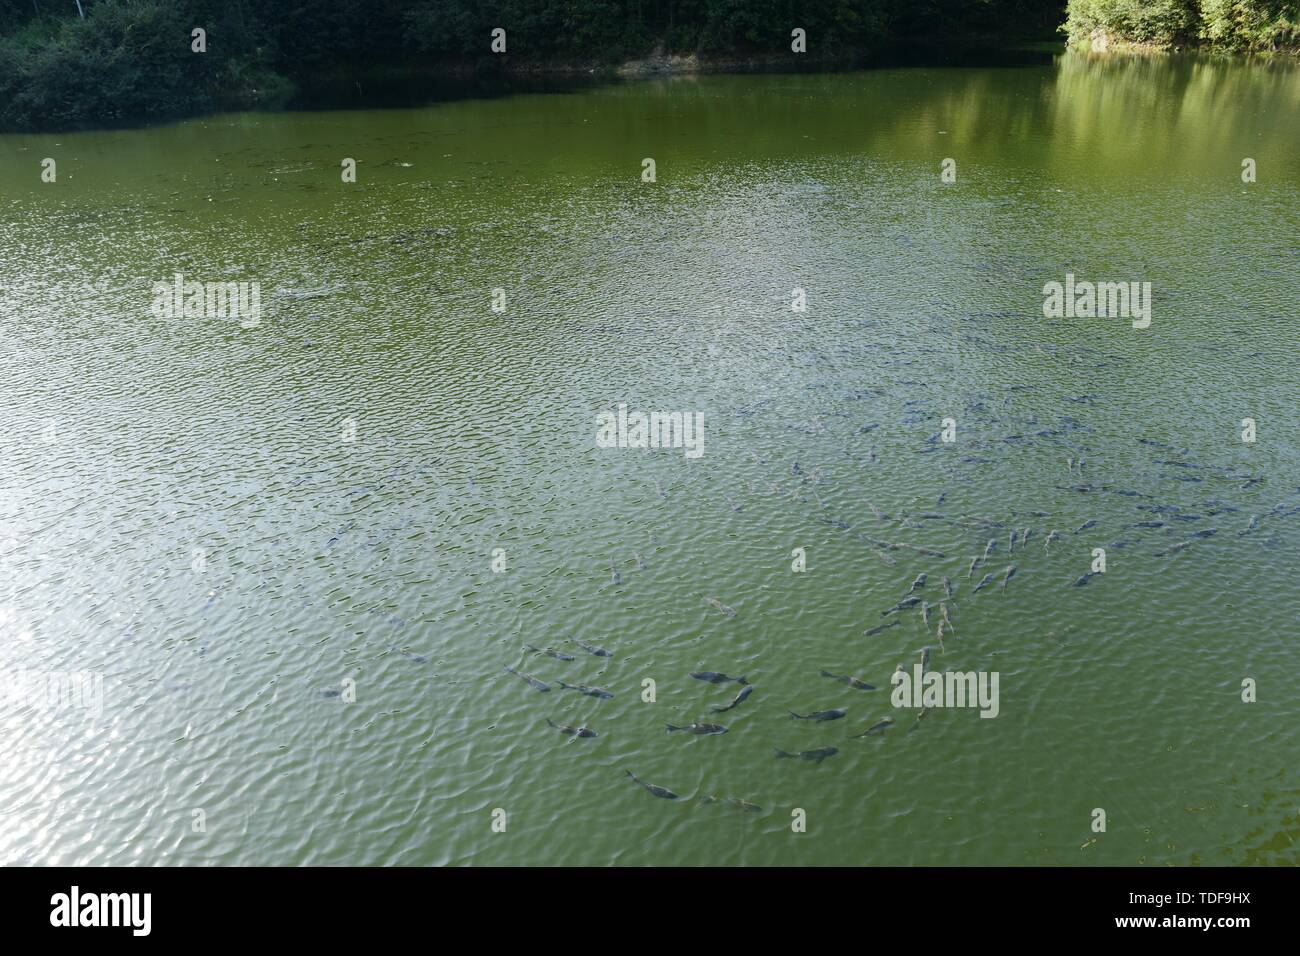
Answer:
xmin=287 ymin=42 xmax=1059 ymax=113
xmin=0 ymin=0 xmax=1067 ymax=132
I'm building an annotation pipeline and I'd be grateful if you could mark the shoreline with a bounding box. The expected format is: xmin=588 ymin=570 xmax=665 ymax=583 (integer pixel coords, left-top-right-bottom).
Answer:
xmin=5 ymin=39 xmax=1298 ymax=136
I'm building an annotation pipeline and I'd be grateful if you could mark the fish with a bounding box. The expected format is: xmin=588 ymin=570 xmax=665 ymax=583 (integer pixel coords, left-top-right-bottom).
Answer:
xmin=1001 ymin=564 xmax=1017 ymax=589
xmin=1008 ymin=530 xmax=1017 ymax=552
xmin=711 ymin=684 xmax=754 ymax=712
xmin=1239 ymin=515 xmax=1260 ymax=536
xmin=1075 ymin=519 xmax=1097 ymax=533
xmin=572 ymin=639 xmax=612 ymax=657
xmin=788 ymin=708 xmax=847 ymax=721
xmin=919 ymin=646 xmax=931 ymax=672
xmin=820 ymin=670 xmax=875 ymax=690
xmin=555 ymin=680 xmax=613 ymax=699
xmin=546 ymin=719 xmax=596 ymax=738
xmin=773 ymin=747 xmax=838 ymax=763
xmin=704 ymin=597 xmax=737 ymax=617
xmin=983 ymin=539 xmax=997 ymax=560
xmin=524 ymin=643 xmax=576 ymax=661
xmin=667 ymin=722 xmax=728 ymax=735
xmin=864 ymin=620 xmax=901 ymax=637
xmin=852 ymin=717 xmax=896 ymax=737
xmin=942 ymin=576 xmax=955 ymax=599
xmin=626 ymin=770 xmax=678 ymax=799
xmin=936 ymin=620 xmax=947 ymax=651
xmin=1073 ymin=571 xmax=1099 ymax=587
xmin=1021 ymin=527 xmax=1033 ymax=545
xmin=907 ymin=573 xmax=927 ymax=594
xmin=940 ymin=603 xmax=954 ymax=627
xmin=1129 ymin=521 xmax=1164 ymax=529
xmin=1044 ymin=529 xmax=1060 ymax=549
xmin=505 ymin=666 xmax=550 ymax=692
xmin=1190 ymin=528 xmax=1218 ymax=539
xmin=1154 ymin=541 xmax=1192 ymax=557
xmin=700 ymin=795 xmax=762 ymax=812
xmin=882 ymin=596 xmax=922 ymax=616
xmin=967 ymin=556 xmax=978 ymax=579
xmin=921 ymin=602 xmax=932 ymax=628
xmin=972 ymin=572 xmax=995 ymax=593
xmin=691 ymin=671 xmax=748 ymax=685
xmin=909 ymin=708 xmax=931 ymax=733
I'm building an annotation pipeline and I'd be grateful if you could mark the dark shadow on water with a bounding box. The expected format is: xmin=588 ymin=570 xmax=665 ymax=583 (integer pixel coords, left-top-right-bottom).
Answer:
xmin=285 ymin=43 xmax=1060 ymax=113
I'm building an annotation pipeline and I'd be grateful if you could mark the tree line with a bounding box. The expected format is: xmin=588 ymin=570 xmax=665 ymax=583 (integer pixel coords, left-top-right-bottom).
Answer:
xmin=0 ymin=1 xmax=1293 ymax=132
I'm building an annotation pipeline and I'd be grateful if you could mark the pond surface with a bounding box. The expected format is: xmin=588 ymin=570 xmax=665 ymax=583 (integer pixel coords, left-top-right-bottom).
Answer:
xmin=0 ymin=52 xmax=1297 ymax=865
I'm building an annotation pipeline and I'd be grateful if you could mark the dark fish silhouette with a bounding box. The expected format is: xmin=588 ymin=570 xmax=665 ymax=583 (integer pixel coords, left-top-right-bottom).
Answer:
xmin=711 ymin=684 xmax=754 ymax=712
xmin=556 ymin=680 xmax=612 ymax=699
xmin=882 ymin=596 xmax=922 ymax=616
xmin=1155 ymin=541 xmax=1192 ymax=557
xmin=864 ymin=620 xmax=901 ymax=637
xmin=852 ymin=717 xmax=896 ymax=737
xmin=572 ymin=639 xmax=612 ymax=657
xmin=667 ymin=722 xmax=728 ymax=735
xmin=1001 ymin=564 xmax=1017 ymax=589
xmin=972 ymin=572 xmax=995 ymax=593
xmin=1190 ymin=528 xmax=1218 ymax=539
xmin=505 ymin=666 xmax=550 ymax=692
xmin=1075 ymin=519 xmax=1097 ymax=533
xmin=774 ymin=746 xmax=838 ymax=763
xmin=820 ymin=671 xmax=876 ymax=690
xmin=546 ymin=719 xmax=596 ymax=738
xmin=626 ymin=770 xmax=678 ymax=799
xmin=691 ymin=671 xmax=748 ymax=685
xmin=704 ymin=597 xmax=737 ymax=617
xmin=907 ymin=573 xmax=927 ymax=594
xmin=789 ymin=708 xmax=847 ymax=721
xmin=942 ymin=576 xmax=955 ymax=599
xmin=1073 ymin=571 xmax=1099 ymax=587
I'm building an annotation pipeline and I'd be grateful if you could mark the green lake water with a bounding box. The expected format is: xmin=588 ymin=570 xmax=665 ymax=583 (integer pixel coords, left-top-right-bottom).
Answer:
xmin=0 ymin=52 xmax=1297 ymax=866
